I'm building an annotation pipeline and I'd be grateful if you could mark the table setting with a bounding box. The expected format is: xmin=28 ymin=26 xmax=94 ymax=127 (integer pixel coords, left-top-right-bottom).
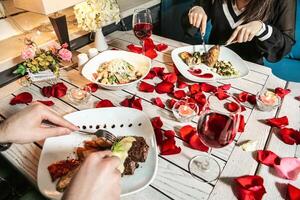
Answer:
xmin=1 ymin=4 xmax=300 ymax=200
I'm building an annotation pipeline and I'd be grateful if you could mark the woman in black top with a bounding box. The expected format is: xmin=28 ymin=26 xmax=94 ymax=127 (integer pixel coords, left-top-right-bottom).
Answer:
xmin=183 ymin=0 xmax=296 ymax=64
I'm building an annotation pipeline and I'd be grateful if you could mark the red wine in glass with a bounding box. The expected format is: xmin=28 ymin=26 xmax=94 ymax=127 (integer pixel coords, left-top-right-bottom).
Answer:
xmin=133 ymin=23 xmax=153 ymax=40
xmin=198 ymin=112 xmax=236 ymax=148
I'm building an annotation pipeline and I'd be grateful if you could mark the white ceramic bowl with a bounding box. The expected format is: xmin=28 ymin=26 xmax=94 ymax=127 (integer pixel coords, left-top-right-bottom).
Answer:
xmin=81 ymin=50 xmax=151 ymax=90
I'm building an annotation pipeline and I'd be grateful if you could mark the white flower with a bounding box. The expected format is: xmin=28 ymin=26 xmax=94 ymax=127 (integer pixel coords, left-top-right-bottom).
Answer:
xmin=74 ymin=0 xmax=120 ymax=32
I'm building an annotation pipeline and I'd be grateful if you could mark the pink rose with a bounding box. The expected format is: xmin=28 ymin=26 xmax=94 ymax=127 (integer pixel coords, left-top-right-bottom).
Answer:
xmin=61 ymin=43 xmax=69 ymax=49
xmin=21 ymin=46 xmax=36 ymax=60
xmin=58 ymin=48 xmax=72 ymax=61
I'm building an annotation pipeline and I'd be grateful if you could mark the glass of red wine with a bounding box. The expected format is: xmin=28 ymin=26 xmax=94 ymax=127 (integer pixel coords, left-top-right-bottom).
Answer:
xmin=132 ymin=8 xmax=153 ymax=54
xmin=188 ymin=91 xmax=241 ymax=183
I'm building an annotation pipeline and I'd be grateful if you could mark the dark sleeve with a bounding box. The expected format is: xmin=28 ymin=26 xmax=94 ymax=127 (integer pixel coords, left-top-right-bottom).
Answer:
xmin=182 ymin=0 xmax=213 ymax=37
xmin=254 ymin=0 xmax=296 ymax=63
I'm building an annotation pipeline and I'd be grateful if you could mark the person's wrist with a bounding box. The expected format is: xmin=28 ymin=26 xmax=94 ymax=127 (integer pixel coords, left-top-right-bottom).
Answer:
xmin=255 ymin=20 xmax=265 ymax=36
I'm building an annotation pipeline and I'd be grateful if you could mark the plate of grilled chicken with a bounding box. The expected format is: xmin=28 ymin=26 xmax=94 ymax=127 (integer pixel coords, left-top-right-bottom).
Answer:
xmin=171 ymin=45 xmax=249 ymax=82
xmin=37 ymin=107 xmax=158 ymax=199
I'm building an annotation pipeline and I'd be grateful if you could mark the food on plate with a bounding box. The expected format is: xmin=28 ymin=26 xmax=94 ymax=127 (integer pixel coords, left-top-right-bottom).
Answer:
xmin=179 ymin=45 xmax=239 ymax=77
xmin=47 ymin=136 xmax=149 ymax=192
xmin=93 ymin=59 xmax=143 ymax=85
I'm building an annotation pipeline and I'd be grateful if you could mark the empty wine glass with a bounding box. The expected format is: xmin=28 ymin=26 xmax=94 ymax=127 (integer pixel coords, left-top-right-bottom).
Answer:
xmin=189 ymin=91 xmax=241 ymax=183
xmin=132 ymin=8 xmax=153 ymax=53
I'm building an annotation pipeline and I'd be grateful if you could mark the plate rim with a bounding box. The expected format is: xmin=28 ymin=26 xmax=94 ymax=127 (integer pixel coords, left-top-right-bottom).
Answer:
xmin=37 ymin=107 xmax=158 ymax=199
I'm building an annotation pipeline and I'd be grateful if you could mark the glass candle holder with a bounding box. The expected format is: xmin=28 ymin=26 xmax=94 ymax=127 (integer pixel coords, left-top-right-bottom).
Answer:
xmin=172 ymin=100 xmax=199 ymax=123
xmin=256 ymin=89 xmax=281 ymax=112
xmin=68 ymin=86 xmax=91 ymax=105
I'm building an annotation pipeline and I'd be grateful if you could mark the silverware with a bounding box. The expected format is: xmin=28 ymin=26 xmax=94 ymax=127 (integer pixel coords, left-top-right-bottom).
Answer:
xmin=201 ymin=32 xmax=207 ymax=53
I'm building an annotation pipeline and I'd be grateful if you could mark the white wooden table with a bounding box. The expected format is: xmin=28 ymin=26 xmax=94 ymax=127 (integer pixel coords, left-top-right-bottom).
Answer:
xmin=1 ymin=31 xmax=300 ymax=200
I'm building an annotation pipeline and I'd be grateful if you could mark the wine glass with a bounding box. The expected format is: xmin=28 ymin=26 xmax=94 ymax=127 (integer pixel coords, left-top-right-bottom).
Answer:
xmin=189 ymin=91 xmax=241 ymax=183
xmin=132 ymin=8 xmax=153 ymax=53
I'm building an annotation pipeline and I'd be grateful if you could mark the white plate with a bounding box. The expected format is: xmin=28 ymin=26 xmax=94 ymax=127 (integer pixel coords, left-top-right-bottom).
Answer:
xmin=171 ymin=45 xmax=249 ymax=82
xmin=82 ymin=50 xmax=151 ymax=90
xmin=37 ymin=107 xmax=158 ymax=200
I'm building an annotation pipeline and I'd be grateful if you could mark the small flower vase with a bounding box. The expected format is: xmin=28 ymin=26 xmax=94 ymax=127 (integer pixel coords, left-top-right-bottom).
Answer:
xmin=95 ymin=28 xmax=108 ymax=52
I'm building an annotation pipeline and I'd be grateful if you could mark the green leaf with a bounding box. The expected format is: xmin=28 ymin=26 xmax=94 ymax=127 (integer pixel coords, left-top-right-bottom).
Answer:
xmin=13 ymin=64 xmax=26 ymax=76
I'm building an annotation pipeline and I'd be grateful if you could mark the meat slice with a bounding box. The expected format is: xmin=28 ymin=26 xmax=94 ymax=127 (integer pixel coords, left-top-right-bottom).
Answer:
xmin=56 ymin=166 xmax=80 ymax=192
xmin=48 ymin=159 xmax=80 ymax=182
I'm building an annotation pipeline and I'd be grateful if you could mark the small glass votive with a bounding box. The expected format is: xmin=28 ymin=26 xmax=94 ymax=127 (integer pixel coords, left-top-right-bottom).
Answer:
xmin=68 ymin=86 xmax=91 ymax=105
xmin=256 ymin=89 xmax=281 ymax=112
xmin=172 ymin=100 xmax=199 ymax=123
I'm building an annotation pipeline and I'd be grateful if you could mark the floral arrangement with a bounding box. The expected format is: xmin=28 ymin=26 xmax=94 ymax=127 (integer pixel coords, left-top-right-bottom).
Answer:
xmin=74 ymin=0 xmax=120 ymax=32
xmin=14 ymin=40 xmax=72 ymax=76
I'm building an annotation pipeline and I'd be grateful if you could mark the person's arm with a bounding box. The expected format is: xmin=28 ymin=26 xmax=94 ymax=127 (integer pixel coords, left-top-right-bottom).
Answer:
xmin=254 ymin=0 xmax=296 ymax=62
xmin=0 ymin=103 xmax=78 ymax=145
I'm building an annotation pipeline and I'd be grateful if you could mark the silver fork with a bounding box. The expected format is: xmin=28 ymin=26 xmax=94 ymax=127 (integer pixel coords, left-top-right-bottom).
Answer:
xmin=201 ymin=32 xmax=207 ymax=53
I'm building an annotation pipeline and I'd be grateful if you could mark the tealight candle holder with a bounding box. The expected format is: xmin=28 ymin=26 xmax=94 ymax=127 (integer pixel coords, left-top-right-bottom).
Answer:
xmin=256 ymin=89 xmax=281 ymax=112
xmin=68 ymin=86 xmax=91 ymax=105
xmin=172 ymin=100 xmax=199 ymax=123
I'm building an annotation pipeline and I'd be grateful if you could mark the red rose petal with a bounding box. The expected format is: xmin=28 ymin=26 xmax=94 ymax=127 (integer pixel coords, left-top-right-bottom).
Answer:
xmin=278 ymin=128 xmax=300 ymax=145
xmin=287 ymin=184 xmax=300 ymax=200
xmin=152 ymin=97 xmax=165 ymax=108
xmin=189 ymin=83 xmax=201 ymax=95
xmin=238 ymin=115 xmax=245 ymax=133
xmin=162 ymin=73 xmax=178 ymax=84
xmin=216 ymin=88 xmax=229 ymax=100
xmin=86 ymin=83 xmax=98 ymax=93
xmin=154 ymin=128 xmax=163 ymax=146
xmin=177 ymin=80 xmax=188 ymax=89
xmin=10 ymin=92 xmax=33 ymax=105
xmin=194 ymin=92 xmax=206 ymax=106
xmin=144 ymin=71 xmax=156 ymax=79
xmin=127 ymin=44 xmax=142 ymax=54
xmin=241 ymin=105 xmax=246 ymax=112
xmin=237 ymin=92 xmax=249 ymax=103
xmin=152 ymin=67 xmax=165 ymax=77
xmin=173 ymin=90 xmax=186 ymax=100
xmin=265 ymin=116 xmax=289 ymax=128
xmin=167 ymin=99 xmax=177 ymax=109
xmin=164 ymin=130 xmax=175 ymax=138
xmin=256 ymin=150 xmax=281 ymax=167
xmin=189 ymin=134 xmax=209 ymax=152
xmin=160 ymin=138 xmax=181 ymax=155
xmin=179 ymin=125 xmax=196 ymax=141
xmin=139 ymin=81 xmax=155 ymax=93
xmin=275 ymin=87 xmax=291 ymax=99
xmin=41 ymin=86 xmax=53 ymax=98
xmin=155 ymin=43 xmax=168 ymax=51
xmin=200 ymin=83 xmax=217 ymax=93
xmin=52 ymin=83 xmax=68 ymax=98
xmin=218 ymin=84 xmax=231 ymax=91
xmin=172 ymin=63 xmax=180 ymax=75
xmin=295 ymin=96 xmax=300 ymax=101
xmin=96 ymin=99 xmax=114 ymax=108
xmin=151 ymin=117 xmax=163 ymax=129
xmin=37 ymin=100 xmax=54 ymax=106
xmin=234 ymin=175 xmax=266 ymax=200
xmin=120 ymin=98 xmax=130 ymax=107
xmin=155 ymin=81 xmax=175 ymax=94
xmin=132 ymin=97 xmax=143 ymax=111
xmin=145 ymin=49 xmax=158 ymax=59
xmin=144 ymin=38 xmax=155 ymax=51
xmin=248 ymin=94 xmax=257 ymax=105
xmin=225 ymin=102 xmax=240 ymax=112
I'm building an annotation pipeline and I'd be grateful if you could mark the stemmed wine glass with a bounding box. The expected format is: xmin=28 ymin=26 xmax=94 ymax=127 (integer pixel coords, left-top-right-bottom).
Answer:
xmin=189 ymin=91 xmax=241 ymax=183
xmin=132 ymin=8 xmax=153 ymax=54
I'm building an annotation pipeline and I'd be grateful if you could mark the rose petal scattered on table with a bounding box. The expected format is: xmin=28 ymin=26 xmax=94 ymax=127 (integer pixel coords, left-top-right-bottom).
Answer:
xmin=240 ymin=140 xmax=258 ymax=152
xmin=200 ymin=83 xmax=217 ymax=93
xmin=173 ymin=90 xmax=186 ymax=100
xmin=179 ymin=125 xmax=197 ymax=141
xmin=256 ymin=150 xmax=281 ymax=166
xmin=162 ymin=73 xmax=177 ymax=84
xmin=154 ymin=128 xmax=163 ymax=145
xmin=189 ymin=83 xmax=201 ymax=95
xmin=194 ymin=92 xmax=207 ymax=106
xmin=152 ymin=97 xmax=165 ymax=108
xmin=151 ymin=117 xmax=163 ymax=129
xmin=144 ymin=38 xmax=155 ymax=51
xmin=189 ymin=134 xmax=209 ymax=152
xmin=277 ymin=128 xmax=300 ymax=145
xmin=164 ymin=130 xmax=176 ymax=138
xmin=295 ymin=96 xmax=300 ymax=101
xmin=10 ymin=92 xmax=33 ymax=105
xmin=167 ymin=99 xmax=177 ymax=109
xmin=155 ymin=81 xmax=174 ymax=94
xmin=86 ymin=83 xmax=98 ymax=93
xmin=139 ymin=81 xmax=155 ymax=93
xmin=152 ymin=67 xmax=165 ymax=77
xmin=225 ymin=102 xmax=240 ymax=112
xmin=238 ymin=115 xmax=245 ymax=133
xmin=120 ymin=96 xmax=143 ymax=111
xmin=177 ymin=80 xmax=188 ymax=89
xmin=234 ymin=175 xmax=266 ymax=200
xmin=37 ymin=100 xmax=54 ymax=106
xmin=41 ymin=86 xmax=53 ymax=98
xmin=155 ymin=43 xmax=168 ymax=51
xmin=248 ymin=94 xmax=257 ymax=105
xmin=127 ymin=44 xmax=142 ymax=54
xmin=172 ymin=63 xmax=180 ymax=75
xmin=95 ymin=99 xmax=114 ymax=108
xmin=52 ymin=83 xmax=68 ymax=98
xmin=265 ymin=116 xmax=289 ymax=128
xmin=160 ymin=138 xmax=181 ymax=155
xmin=218 ymin=84 xmax=231 ymax=91
xmin=237 ymin=91 xmax=249 ymax=102
xmin=287 ymin=184 xmax=300 ymax=200
xmin=274 ymin=157 xmax=300 ymax=180
xmin=275 ymin=87 xmax=291 ymax=99
xmin=144 ymin=71 xmax=156 ymax=79
xmin=216 ymin=88 xmax=230 ymax=100
xmin=145 ymin=49 xmax=158 ymax=59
